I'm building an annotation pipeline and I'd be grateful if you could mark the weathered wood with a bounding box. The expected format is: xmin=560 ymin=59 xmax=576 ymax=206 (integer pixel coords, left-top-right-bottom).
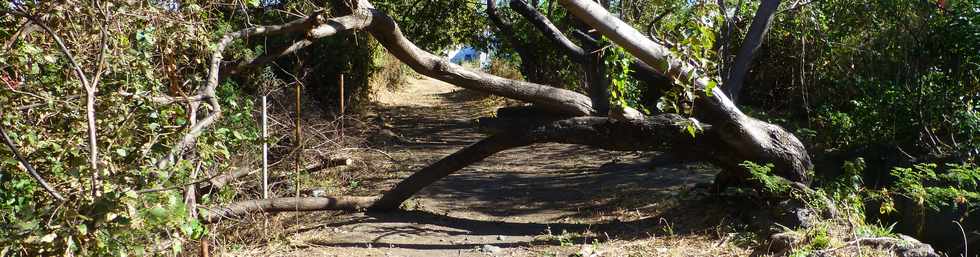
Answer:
xmin=297 ymin=5 xmax=597 ymax=116
xmin=197 ymin=0 xmax=815 ymax=219
xmin=373 ymin=109 xmax=707 ymax=210
xmin=363 ymin=9 xmax=597 ymax=116
xmin=559 ymin=0 xmax=812 ymax=184
xmin=199 ymin=196 xmax=376 ymax=223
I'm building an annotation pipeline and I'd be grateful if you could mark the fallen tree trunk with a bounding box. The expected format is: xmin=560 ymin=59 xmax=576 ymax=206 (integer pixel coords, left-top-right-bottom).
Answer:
xmin=197 ymin=0 xmax=815 ymax=221
xmin=558 ymin=0 xmax=812 ymax=184
xmin=370 ymin=133 xmax=531 ymax=210
xmin=200 ymin=196 xmax=376 ymax=223
xmin=372 ymin=109 xmax=705 ymax=210
xmin=241 ymin=7 xmax=597 ymax=117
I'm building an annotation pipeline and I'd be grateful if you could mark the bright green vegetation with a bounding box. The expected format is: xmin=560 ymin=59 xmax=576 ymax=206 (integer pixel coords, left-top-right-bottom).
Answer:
xmin=0 ymin=1 xmax=427 ymax=255
xmin=743 ymin=158 xmax=979 ymax=255
xmin=1 ymin=0 xmax=978 ymax=256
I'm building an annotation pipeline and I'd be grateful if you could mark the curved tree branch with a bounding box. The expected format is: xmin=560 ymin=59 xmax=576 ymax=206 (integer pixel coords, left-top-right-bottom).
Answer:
xmin=359 ymin=7 xmax=596 ymax=115
xmin=724 ymin=0 xmax=781 ymax=103
xmin=510 ymin=0 xmax=586 ymax=61
xmin=157 ymin=11 xmax=335 ymax=168
xmin=558 ymin=0 xmax=812 ymax=183
xmin=236 ymin=6 xmax=597 ymax=116
xmin=371 ymin=109 xmax=712 ymax=210
xmin=0 ymin=114 xmax=65 ymax=201
xmin=509 ymin=0 xmax=611 ymax=114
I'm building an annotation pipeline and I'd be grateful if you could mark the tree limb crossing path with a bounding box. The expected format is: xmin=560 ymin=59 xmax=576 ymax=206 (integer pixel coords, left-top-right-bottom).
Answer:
xmin=225 ymin=76 xmax=750 ymax=256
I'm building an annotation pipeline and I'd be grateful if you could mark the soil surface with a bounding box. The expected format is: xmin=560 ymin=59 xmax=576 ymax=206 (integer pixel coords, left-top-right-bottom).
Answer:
xmin=221 ymin=77 xmax=754 ymax=256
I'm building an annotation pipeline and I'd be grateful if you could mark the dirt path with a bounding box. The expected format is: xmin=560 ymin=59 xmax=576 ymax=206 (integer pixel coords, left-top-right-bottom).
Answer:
xmin=224 ymin=77 xmax=751 ymax=256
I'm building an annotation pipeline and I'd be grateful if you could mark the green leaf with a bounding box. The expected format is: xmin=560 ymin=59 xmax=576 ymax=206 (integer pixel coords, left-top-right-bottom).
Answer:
xmin=180 ymin=222 xmax=194 ymax=236
xmin=115 ymin=148 xmax=128 ymax=157
xmin=148 ymin=206 xmax=167 ymax=218
xmin=705 ymin=81 xmax=717 ymax=97
xmin=232 ymin=130 xmax=245 ymax=140
xmin=171 ymin=238 xmax=182 ymax=255
xmin=76 ymin=224 xmax=88 ymax=235
xmin=22 ymin=44 xmax=42 ymax=55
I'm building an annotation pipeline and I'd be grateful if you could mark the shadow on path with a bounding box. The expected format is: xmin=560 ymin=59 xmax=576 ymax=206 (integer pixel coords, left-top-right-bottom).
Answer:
xmin=276 ymin=77 xmax=744 ymax=256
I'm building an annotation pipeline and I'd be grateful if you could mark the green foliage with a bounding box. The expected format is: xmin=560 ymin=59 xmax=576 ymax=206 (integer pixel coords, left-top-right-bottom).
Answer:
xmin=822 ymin=158 xmax=866 ymax=214
xmin=744 ymin=0 xmax=980 ymax=157
xmin=489 ymin=1 xmax=585 ymax=89
xmin=487 ymin=58 xmax=523 ymax=81
xmin=741 ymin=161 xmax=791 ymax=195
xmin=0 ymin=2 xmax=258 ymax=255
xmin=604 ymin=42 xmax=648 ymax=112
xmin=374 ymin=0 xmax=489 ymax=52
xmin=755 ymin=158 xmax=910 ymax=256
xmin=614 ymin=0 xmax=723 ymax=115
xmin=881 ymin=162 xmax=980 ymax=212
xmin=785 ymin=225 xmax=831 ymax=256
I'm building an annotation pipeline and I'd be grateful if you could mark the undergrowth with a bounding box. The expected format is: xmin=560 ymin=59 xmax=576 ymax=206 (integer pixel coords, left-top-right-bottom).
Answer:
xmin=741 ymin=158 xmax=979 ymax=256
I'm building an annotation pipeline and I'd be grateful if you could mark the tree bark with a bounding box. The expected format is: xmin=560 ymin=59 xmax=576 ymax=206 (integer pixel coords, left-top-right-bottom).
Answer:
xmin=507 ymin=3 xmax=675 ymax=113
xmin=200 ymin=196 xmax=376 ymax=223
xmin=509 ymin=0 xmax=610 ymax=114
xmin=724 ymin=0 xmax=781 ymax=103
xmin=199 ymin=0 xmax=812 ymax=218
xmin=342 ymin=6 xmax=597 ymax=116
xmin=558 ymin=0 xmax=812 ymax=184
xmin=370 ymin=134 xmax=531 ymax=210
xmin=372 ymin=110 xmax=704 ymax=210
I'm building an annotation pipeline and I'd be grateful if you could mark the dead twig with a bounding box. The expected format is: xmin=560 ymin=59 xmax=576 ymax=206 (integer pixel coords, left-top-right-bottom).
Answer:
xmin=135 ymin=168 xmax=258 ymax=194
xmin=0 ymin=112 xmax=66 ymax=201
xmin=8 ymin=8 xmax=102 ymax=197
xmin=155 ymin=11 xmax=326 ymax=169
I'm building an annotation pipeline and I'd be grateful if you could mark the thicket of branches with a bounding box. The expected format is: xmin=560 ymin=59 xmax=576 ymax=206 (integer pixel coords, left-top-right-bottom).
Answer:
xmin=1 ymin=0 xmax=977 ymax=256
